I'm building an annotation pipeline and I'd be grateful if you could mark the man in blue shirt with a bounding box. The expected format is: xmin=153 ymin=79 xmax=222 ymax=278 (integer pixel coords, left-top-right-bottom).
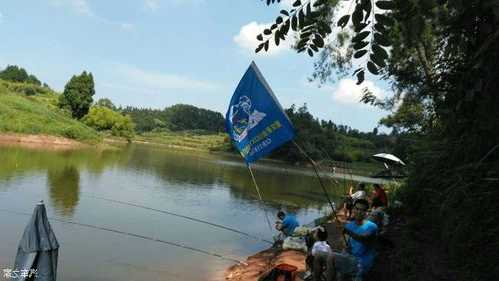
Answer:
xmin=276 ymin=211 xmax=299 ymax=237
xmin=343 ymin=199 xmax=378 ymax=281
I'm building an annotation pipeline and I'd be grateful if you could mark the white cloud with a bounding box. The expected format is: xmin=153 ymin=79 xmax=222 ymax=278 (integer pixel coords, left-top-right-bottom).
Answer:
xmin=234 ymin=21 xmax=293 ymax=56
xmin=116 ymin=64 xmax=219 ymax=92
xmin=332 ymin=78 xmax=385 ymax=105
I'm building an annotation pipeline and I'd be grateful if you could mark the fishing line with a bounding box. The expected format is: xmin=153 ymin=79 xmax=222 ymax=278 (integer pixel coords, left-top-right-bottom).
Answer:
xmin=82 ymin=194 xmax=273 ymax=245
xmin=292 ymin=140 xmax=338 ymax=221
xmin=0 ymin=208 xmax=247 ymax=265
xmin=246 ymin=163 xmax=273 ymax=232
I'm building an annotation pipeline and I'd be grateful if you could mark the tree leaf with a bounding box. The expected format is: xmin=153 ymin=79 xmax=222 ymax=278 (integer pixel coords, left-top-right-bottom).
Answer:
xmin=374 ymin=33 xmax=391 ymax=46
xmin=310 ymin=44 xmax=319 ymax=52
xmin=282 ymin=19 xmax=290 ymax=34
xmin=307 ymin=48 xmax=314 ymax=57
xmin=291 ymin=15 xmax=298 ymax=31
xmin=352 ymin=31 xmax=370 ymax=42
xmin=280 ymin=10 xmax=289 ymax=16
xmin=362 ymin=0 xmax=372 ymax=20
xmin=337 ymin=15 xmax=350 ymax=28
xmin=298 ymin=9 xmax=305 ymax=28
xmin=275 ymin=31 xmax=281 ymax=46
xmin=370 ymin=54 xmax=386 ymax=67
xmin=354 ymin=49 xmax=368 ymax=58
xmin=271 ymin=23 xmax=278 ymax=30
xmin=257 ymin=34 xmax=264 ymax=41
xmin=353 ymin=67 xmax=364 ymax=75
xmin=293 ymin=0 xmax=301 ymax=7
xmin=264 ymin=41 xmax=269 ymax=51
xmin=356 ymin=70 xmax=365 ymax=85
xmin=264 ymin=29 xmax=272 ymax=35
xmin=276 ymin=16 xmax=283 ymax=24
xmin=354 ymin=22 xmax=368 ymax=32
xmin=312 ymin=34 xmax=324 ymax=48
xmin=374 ymin=23 xmax=386 ymax=33
xmin=376 ymin=1 xmax=395 ymax=10
xmin=353 ymin=40 xmax=369 ymax=50
xmin=367 ymin=61 xmax=379 ymax=74
xmin=372 ymin=44 xmax=388 ymax=59
xmin=306 ymin=3 xmax=312 ymax=15
xmin=279 ymin=28 xmax=286 ymax=40
xmin=375 ymin=14 xmax=394 ymax=26
xmin=256 ymin=43 xmax=264 ymax=53
xmin=296 ymin=38 xmax=308 ymax=49
xmin=352 ymin=5 xmax=363 ymax=28
xmin=300 ymin=31 xmax=312 ymax=39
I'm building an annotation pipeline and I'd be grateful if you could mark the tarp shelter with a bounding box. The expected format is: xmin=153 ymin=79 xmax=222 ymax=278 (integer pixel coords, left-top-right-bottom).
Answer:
xmin=14 ymin=201 xmax=59 ymax=281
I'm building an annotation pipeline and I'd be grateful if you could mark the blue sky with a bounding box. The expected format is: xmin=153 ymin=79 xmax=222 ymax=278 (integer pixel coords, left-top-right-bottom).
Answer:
xmin=0 ymin=0 xmax=392 ymax=132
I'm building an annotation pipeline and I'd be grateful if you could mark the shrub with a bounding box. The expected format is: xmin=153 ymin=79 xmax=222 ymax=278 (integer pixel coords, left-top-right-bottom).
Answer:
xmin=82 ymin=106 xmax=135 ymax=140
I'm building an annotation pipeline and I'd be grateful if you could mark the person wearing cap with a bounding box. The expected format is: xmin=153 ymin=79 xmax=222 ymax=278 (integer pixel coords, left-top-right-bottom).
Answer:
xmin=345 ymin=183 xmax=368 ymax=219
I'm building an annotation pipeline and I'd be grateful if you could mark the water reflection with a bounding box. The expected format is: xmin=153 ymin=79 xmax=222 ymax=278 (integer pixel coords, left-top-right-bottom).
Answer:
xmin=47 ymin=166 xmax=80 ymax=216
xmin=0 ymin=143 xmax=343 ymax=281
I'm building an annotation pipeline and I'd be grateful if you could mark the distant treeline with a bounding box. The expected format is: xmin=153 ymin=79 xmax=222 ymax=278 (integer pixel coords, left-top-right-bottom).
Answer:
xmin=121 ymin=103 xmax=397 ymax=163
xmin=268 ymin=104 xmax=396 ymax=163
xmin=121 ymin=104 xmax=225 ymax=133
xmin=0 ymin=65 xmax=48 ymax=87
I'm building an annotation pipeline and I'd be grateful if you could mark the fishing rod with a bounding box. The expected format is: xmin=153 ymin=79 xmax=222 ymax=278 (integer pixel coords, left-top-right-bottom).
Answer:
xmin=0 ymin=208 xmax=247 ymax=265
xmin=292 ymin=140 xmax=338 ymax=222
xmin=83 ymin=194 xmax=273 ymax=245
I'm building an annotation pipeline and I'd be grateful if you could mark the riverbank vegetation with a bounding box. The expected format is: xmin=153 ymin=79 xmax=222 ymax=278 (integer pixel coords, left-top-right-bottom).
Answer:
xmin=0 ymin=79 xmax=100 ymax=142
xmin=257 ymin=0 xmax=498 ymax=280
xmin=0 ymin=65 xmax=397 ymax=172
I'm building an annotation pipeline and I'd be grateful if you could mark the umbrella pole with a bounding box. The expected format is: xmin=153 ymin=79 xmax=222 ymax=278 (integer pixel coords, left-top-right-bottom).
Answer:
xmin=246 ymin=163 xmax=273 ymax=232
xmin=292 ymin=140 xmax=338 ymax=222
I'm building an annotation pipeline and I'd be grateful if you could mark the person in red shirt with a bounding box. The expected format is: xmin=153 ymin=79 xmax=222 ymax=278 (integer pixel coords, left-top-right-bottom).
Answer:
xmin=371 ymin=184 xmax=388 ymax=208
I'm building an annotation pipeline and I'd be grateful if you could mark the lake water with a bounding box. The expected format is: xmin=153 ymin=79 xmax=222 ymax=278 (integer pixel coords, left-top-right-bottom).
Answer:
xmin=0 ymin=143 xmax=346 ymax=281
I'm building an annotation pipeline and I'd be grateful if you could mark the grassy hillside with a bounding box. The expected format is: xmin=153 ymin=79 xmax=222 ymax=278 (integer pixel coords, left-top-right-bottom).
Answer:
xmin=0 ymin=80 xmax=101 ymax=142
xmin=134 ymin=131 xmax=228 ymax=151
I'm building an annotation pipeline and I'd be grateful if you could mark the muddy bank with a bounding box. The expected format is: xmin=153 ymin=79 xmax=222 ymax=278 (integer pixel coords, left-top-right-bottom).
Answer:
xmin=0 ymin=133 xmax=87 ymax=149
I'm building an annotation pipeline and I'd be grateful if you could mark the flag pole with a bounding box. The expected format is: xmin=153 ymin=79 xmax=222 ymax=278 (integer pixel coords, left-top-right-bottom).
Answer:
xmin=246 ymin=163 xmax=273 ymax=231
xmin=292 ymin=140 xmax=338 ymax=222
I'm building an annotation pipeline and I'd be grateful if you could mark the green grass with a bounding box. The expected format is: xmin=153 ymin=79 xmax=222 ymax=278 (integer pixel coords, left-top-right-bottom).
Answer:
xmin=134 ymin=130 xmax=227 ymax=151
xmin=0 ymin=80 xmax=101 ymax=143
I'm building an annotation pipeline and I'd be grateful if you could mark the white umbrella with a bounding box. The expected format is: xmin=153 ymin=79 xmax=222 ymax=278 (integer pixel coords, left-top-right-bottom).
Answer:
xmin=372 ymin=153 xmax=406 ymax=166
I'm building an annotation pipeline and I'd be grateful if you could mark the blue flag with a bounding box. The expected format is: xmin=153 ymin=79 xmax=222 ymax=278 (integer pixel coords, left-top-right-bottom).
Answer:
xmin=226 ymin=62 xmax=295 ymax=163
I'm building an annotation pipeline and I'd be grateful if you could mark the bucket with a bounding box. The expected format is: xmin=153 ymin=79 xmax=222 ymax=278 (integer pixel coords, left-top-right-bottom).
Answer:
xmin=275 ymin=263 xmax=298 ymax=281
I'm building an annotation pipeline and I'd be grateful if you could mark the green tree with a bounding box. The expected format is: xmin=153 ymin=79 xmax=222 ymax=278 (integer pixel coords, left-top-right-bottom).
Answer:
xmin=95 ymin=98 xmax=117 ymax=110
xmin=256 ymin=1 xmax=499 ymax=279
xmin=82 ymin=106 xmax=135 ymax=140
xmin=59 ymin=71 xmax=95 ymax=119
xmin=0 ymin=65 xmax=41 ymax=85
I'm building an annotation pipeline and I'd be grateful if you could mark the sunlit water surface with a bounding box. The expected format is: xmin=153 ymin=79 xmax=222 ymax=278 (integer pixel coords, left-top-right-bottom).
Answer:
xmin=0 ymin=143 xmax=344 ymax=281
